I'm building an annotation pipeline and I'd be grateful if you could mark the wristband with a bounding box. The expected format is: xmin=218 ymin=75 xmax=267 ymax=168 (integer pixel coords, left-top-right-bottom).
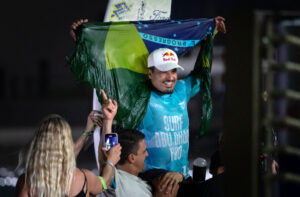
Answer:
xmin=82 ymin=130 xmax=94 ymax=136
xmin=105 ymin=160 xmax=114 ymax=168
xmin=98 ymin=176 xmax=107 ymax=190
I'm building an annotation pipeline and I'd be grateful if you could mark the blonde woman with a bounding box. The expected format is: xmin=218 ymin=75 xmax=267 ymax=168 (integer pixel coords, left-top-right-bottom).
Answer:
xmin=15 ymin=111 xmax=121 ymax=197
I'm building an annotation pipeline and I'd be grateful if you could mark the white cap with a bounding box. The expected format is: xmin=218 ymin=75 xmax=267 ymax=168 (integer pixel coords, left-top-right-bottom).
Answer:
xmin=147 ymin=48 xmax=184 ymax=71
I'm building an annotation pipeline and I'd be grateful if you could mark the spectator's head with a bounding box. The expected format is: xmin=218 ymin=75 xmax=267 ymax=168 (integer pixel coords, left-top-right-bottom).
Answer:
xmin=116 ymin=129 xmax=148 ymax=174
xmin=147 ymin=48 xmax=184 ymax=94
xmin=25 ymin=114 xmax=75 ymax=196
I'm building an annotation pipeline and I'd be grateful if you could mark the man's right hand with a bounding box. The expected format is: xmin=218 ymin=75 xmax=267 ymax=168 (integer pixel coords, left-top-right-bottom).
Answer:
xmin=105 ymin=143 xmax=122 ymax=165
xmin=153 ymin=174 xmax=179 ymax=197
xmin=155 ymin=172 xmax=183 ymax=195
xmin=101 ymin=89 xmax=118 ymax=120
xmin=70 ymin=19 xmax=88 ymax=41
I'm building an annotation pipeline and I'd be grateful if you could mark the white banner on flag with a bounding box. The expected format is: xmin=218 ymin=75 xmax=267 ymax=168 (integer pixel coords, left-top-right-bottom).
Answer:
xmin=104 ymin=0 xmax=172 ymax=21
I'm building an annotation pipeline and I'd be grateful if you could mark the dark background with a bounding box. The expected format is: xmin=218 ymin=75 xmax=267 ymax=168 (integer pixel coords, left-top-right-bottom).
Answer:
xmin=0 ymin=0 xmax=299 ymax=195
xmin=0 ymin=0 xmax=297 ymax=125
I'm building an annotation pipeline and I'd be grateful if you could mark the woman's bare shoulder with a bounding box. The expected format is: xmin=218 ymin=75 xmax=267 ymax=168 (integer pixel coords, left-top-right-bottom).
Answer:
xmin=15 ymin=174 xmax=30 ymax=197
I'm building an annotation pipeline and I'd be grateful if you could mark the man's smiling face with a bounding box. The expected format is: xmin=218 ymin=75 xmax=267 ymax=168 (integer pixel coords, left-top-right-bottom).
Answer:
xmin=148 ymin=67 xmax=178 ymax=94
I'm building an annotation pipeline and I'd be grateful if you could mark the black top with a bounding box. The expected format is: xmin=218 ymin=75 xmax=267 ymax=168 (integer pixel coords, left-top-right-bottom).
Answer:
xmin=74 ymin=170 xmax=87 ymax=197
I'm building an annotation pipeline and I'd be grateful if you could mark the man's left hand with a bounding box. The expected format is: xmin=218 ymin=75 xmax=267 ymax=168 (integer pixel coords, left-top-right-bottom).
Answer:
xmin=215 ymin=16 xmax=226 ymax=34
xmin=158 ymin=172 xmax=184 ymax=195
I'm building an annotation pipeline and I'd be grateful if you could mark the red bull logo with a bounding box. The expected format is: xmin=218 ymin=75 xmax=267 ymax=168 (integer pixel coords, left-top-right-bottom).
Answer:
xmin=162 ymin=51 xmax=176 ymax=62
xmin=162 ymin=51 xmax=175 ymax=57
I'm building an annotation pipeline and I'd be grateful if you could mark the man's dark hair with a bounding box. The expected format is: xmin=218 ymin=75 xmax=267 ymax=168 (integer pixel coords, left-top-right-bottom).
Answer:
xmin=116 ymin=128 xmax=145 ymax=165
xmin=148 ymin=66 xmax=155 ymax=71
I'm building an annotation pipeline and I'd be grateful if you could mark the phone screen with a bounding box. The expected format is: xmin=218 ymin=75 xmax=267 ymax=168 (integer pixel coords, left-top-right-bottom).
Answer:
xmin=104 ymin=133 xmax=118 ymax=150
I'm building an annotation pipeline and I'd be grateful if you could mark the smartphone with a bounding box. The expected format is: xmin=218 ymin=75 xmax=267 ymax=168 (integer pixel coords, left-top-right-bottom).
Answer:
xmin=104 ymin=133 xmax=118 ymax=150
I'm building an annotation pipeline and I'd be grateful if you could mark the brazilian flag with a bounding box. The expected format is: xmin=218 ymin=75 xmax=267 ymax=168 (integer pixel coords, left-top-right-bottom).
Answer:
xmin=68 ymin=18 xmax=216 ymax=134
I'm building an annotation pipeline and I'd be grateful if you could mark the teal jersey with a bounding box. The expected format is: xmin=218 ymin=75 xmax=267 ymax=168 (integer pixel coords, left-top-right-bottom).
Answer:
xmin=138 ymin=76 xmax=200 ymax=177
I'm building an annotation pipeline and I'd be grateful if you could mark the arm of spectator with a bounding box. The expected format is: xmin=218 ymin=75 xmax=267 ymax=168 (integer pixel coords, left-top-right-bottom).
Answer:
xmin=155 ymin=171 xmax=183 ymax=195
xmin=101 ymin=144 xmax=121 ymax=183
xmin=73 ymin=110 xmax=102 ymax=158
xmin=70 ymin=19 xmax=88 ymax=41
xmin=99 ymin=89 xmax=118 ymax=172
xmin=84 ymin=144 xmax=121 ymax=194
xmin=15 ymin=174 xmax=30 ymax=197
xmin=81 ymin=169 xmax=104 ymax=195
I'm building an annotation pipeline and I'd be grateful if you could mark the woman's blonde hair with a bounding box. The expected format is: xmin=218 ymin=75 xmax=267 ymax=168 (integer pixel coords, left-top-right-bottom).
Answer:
xmin=25 ymin=114 xmax=75 ymax=197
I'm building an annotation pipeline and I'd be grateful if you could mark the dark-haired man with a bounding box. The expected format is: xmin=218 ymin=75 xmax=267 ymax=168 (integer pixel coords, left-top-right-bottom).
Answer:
xmin=137 ymin=18 xmax=226 ymax=195
xmin=70 ymin=17 xmax=226 ymax=195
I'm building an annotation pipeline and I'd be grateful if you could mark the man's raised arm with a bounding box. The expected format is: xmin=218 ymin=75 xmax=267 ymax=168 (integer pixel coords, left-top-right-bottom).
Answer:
xmin=190 ymin=16 xmax=226 ymax=78
xmin=98 ymin=89 xmax=118 ymax=171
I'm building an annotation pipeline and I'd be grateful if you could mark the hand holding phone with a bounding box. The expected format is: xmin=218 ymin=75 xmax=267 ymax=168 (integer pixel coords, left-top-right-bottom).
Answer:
xmin=104 ymin=133 xmax=118 ymax=150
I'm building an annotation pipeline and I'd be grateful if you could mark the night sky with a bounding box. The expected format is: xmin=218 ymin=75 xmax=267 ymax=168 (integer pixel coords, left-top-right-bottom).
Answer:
xmin=0 ymin=0 xmax=297 ymax=126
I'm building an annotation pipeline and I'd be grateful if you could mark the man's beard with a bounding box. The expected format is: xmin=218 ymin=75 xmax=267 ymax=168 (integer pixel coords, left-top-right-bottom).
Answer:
xmin=161 ymin=89 xmax=174 ymax=94
xmin=151 ymin=84 xmax=174 ymax=94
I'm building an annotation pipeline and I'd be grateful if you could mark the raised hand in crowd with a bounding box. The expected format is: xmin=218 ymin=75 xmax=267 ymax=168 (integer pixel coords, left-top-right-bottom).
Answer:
xmin=105 ymin=143 xmax=122 ymax=166
xmin=70 ymin=18 xmax=88 ymax=41
xmin=98 ymin=89 xmax=120 ymax=169
xmin=101 ymin=89 xmax=118 ymax=121
xmin=86 ymin=110 xmax=103 ymax=131
xmin=74 ymin=110 xmax=102 ymax=158
xmin=215 ymin=16 xmax=226 ymax=34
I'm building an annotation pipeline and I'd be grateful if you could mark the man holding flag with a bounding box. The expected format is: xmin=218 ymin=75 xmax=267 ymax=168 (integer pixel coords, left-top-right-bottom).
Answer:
xmin=69 ymin=16 xmax=225 ymax=195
